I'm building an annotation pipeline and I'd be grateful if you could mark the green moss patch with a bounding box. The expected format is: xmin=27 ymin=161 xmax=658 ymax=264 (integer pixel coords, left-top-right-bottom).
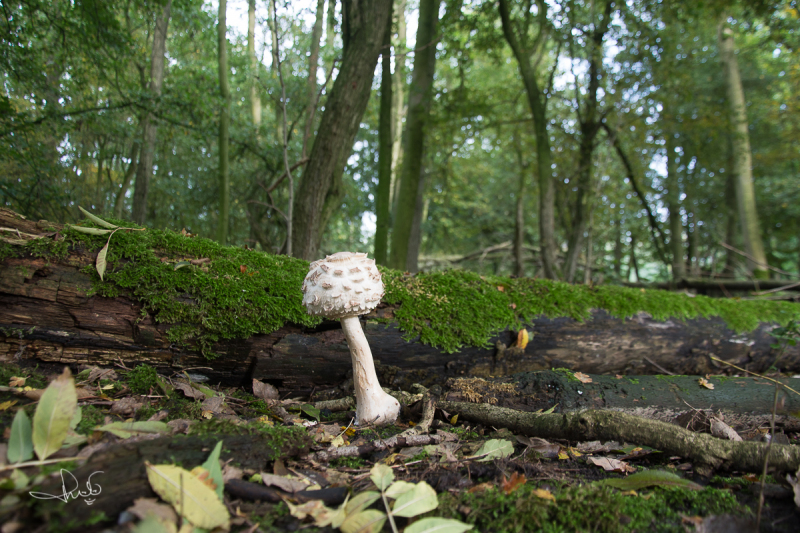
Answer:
xmin=12 ymin=217 xmax=800 ymax=356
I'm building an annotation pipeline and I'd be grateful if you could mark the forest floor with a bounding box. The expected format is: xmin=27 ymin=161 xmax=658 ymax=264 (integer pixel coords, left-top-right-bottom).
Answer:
xmin=0 ymin=360 xmax=798 ymax=533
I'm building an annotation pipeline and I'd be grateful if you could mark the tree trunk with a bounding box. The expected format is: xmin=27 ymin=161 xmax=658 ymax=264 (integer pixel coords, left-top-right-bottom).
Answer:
xmin=406 ymin=173 xmax=429 ymax=273
xmin=513 ymin=135 xmax=528 ymax=278
xmin=723 ymin=159 xmax=739 ymax=276
xmin=562 ymin=0 xmax=611 ymax=283
xmin=613 ymin=216 xmax=623 ymax=279
xmin=217 ymin=0 xmax=230 ymax=245
xmin=374 ymin=7 xmax=394 ymax=266
xmin=390 ymin=0 xmax=408 ymax=214
xmin=498 ymin=0 xmax=557 ymax=279
xmin=268 ymin=0 xmax=283 ymax=144
xmin=630 ymin=234 xmax=640 ymax=281
xmin=248 ymin=0 xmax=262 ymax=130
xmin=131 ymin=0 xmax=172 ymax=226
xmin=303 ymin=0 xmax=326 ymax=158
xmin=291 ymin=0 xmax=393 ymax=260
xmin=113 ymin=142 xmax=139 ymax=219
xmin=666 ymin=131 xmax=686 ymax=280
xmin=326 ymin=0 xmax=337 ymax=73
xmin=389 ymin=0 xmax=440 ymax=271
xmin=718 ymin=17 xmax=768 ymax=279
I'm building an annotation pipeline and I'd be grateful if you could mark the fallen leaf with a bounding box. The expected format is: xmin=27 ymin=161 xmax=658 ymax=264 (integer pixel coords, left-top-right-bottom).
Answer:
xmin=532 ymin=488 xmax=555 ymax=502
xmin=252 ymin=379 xmax=279 ymax=400
xmin=497 ymin=286 xmax=505 ymax=292
xmin=573 ymin=372 xmax=592 ymax=383
xmin=259 ymin=473 xmax=309 ymax=493
xmin=501 ymin=471 xmax=526 ymax=494
xmin=472 ymin=439 xmax=514 ymax=462
xmin=126 ymin=497 xmax=178 ymax=525
xmin=145 ymin=462 xmax=229 ymax=530
xmin=597 ymin=470 xmax=703 ymax=491
xmin=97 ymin=421 xmax=169 ymax=439
xmin=0 ymin=400 xmax=18 ymax=411
xmin=516 ymin=329 xmax=529 ymax=350
xmin=404 ymin=518 xmax=474 ymax=533
xmin=588 ymin=456 xmax=636 ymax=473
xmin=174 ymin=381 xmax=207 ymax=400
xmin=8 ymin=377 xmax=26 ymax=387
xmin=240 ymin=265 xmax=247 ymax=273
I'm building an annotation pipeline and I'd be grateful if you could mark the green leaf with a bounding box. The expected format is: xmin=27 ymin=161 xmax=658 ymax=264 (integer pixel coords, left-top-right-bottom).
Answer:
xmin=96 ymin=421 xmax=169 ymax=439
xmin=473 ymin=439 xmax=514 ymax=462
xmin=596 ymin=470 xmax=703 ymax=491
xmin=174 ymin=261 xmax=192 ymax=271
xmin=340 ymin=509 xmax=386 ymax=533
xmin=370 ymin=463 xmax=394 ymax=491
xmin=345 ymin=491 xmax=381 ymax=515
xmin=67 ymin=225 xmax=112 ymax=236
xmin=404 ymin=518 xmax=474 ymax=533
xmin=79 ymin=206 xmax=118 ymax=229
xmin=7 ymin=409 xmax=33 ymax=463
xmin=200 ymin=440 xmax=225 ymax=500
xmin=384 ymin=480 xmax=416 ymax=499
xmin=391 ymin=481 xmax=439 ymax=518
xmin=145 ymin=462 xmax=230 ymax=530
xmin=9 ymin=469 xmax=30 ymax=491
xmin=32 ymin=368 xmax=78 ymax=460
xmin=69 ymin=406 xmax=82 ymax=431
xmin=301 ymin=403 xmax=320 ymax=421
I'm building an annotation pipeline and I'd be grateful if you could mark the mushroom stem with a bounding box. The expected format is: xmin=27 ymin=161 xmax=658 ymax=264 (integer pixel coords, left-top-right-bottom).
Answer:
xmin=340 ymin=316 xmax=400 ymax=426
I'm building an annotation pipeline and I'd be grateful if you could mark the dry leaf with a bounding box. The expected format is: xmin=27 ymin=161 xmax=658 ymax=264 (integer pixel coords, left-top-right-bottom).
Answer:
xmin=588 ymin=456 xmax=636 ymax=473
xmin=516 ymin=329 xmax=529 ymax=350
xmin=252 ymin=379 xmax=279 ymax=401
xmin=259 ymin=473 xmax=309 ymax=493
xmin=573 ymin=372 xmax=592 ymax=384
xmin=501 ymin=472 xmax=526 ymax=494
xmin=497 ymin=286 xmax=505 ymax=292
xmin=698 ymin=378 xmax=714 ymax=390
xmin=532 ymin=488 xmax=555 ymax=502
xmin=127 ymin=497 xmax=178 ymax=524
xmin=9 ymin=377 xmax=26 ymax=387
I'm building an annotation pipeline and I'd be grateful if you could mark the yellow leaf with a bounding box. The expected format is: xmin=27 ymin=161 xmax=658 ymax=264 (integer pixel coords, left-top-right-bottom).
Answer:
xmin=532 ymin=488 xmax=555 ymax=502
xmin=450 ymin=414 xmax=458 ymax=425
xmin=0 ymin=400 xmax=18 ymax=411
xmin=698 ymin=378 xmax=714 ymax=390
xmin=557 ymin=450 xmax=569 ymax=460
xmin=100 ymin=384 xmax=115 ymax=390
xmin=201 ymin=410 xmax=213 ymax=419
xmin=9 ymin=376 xmax=26 ymax=387
xmin=516 ymin=329 xmax=529 ymax=349
xmin=145 ymin=462 xmax=230 ymax=530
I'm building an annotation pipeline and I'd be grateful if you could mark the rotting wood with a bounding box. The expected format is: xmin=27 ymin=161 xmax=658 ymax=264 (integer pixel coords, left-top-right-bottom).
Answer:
xmin=439 ymin=400 xmax=800 ymax=475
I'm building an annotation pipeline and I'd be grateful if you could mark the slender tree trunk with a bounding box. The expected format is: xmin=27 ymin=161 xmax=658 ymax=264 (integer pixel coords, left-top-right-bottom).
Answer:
xmin=374 ymin=7 xmax=394 ymax=266
xmin=613 ymin=217 xmax=623 ymax=278
xmin=268 ymin=0 xmax=283 ymax=143
xmin=303 ymin=0 xmax=326 ymax=158
xmin=326 ymin=0 xmax=336 ymax=72
xmin=248 ymin=0 xmax=262 ymax=130
xmin=291 ymin=0 xmax=394 ymax=260
xmin=390 ymin=0 xmax=407 ymax=214
xmin=718 ymin=17 xmax=768 ymax=279
xmin=389 ymin=0 xmax=440 ymax=271
xmin=131 ymin=0 xmax=172 ymax=226
xmin=583 ymin=214 xmax=593 ymax=284
xmin=562 ymin=0 xmax=611 ymax=283
xmin=513 ymin=136 xmax=528 ymax=278
xmin=666 ymin=131 xmax=686 ymax=281
xmin=723 ymin=162 xmax=738 ymax=276
xmin=498 ymin=0 xmax=557 ymax=279
xmin=406 ymin=173 xmax=429 ymax=273
xmin=217 ymin=0 xmax=230 ymax=244
xmin=114 ymin=142 xmax=139 ymax=218
xmin=630 ymin=234 xmax=640 ymax=282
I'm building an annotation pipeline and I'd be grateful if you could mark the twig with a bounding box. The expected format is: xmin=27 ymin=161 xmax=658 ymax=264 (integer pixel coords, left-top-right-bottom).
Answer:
xmin=260 ymin=158 xmax=310 ymax=195
xmin=756 ymin=385 xmax=780 ymax=529
xmin=719 ymin=242 xmax=796 ymax=278
xmin=643 ymin=356 xmax=675 ymax=375
xmin=709 ymin=356 xmax=800 ymax=397
xmin=271 ymin=0 xmax=293 ymax=257
xmin=751 ymin=280 xmax=800 ymax=296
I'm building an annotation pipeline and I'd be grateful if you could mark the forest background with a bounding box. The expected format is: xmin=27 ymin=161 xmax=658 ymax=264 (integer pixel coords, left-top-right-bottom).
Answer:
xmin=2 ymin=0 xmax=798 ymax=285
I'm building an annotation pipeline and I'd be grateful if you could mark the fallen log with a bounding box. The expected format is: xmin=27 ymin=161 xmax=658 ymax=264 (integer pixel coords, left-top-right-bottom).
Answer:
xmin=1 ymin=208 xmax=799 ymax=391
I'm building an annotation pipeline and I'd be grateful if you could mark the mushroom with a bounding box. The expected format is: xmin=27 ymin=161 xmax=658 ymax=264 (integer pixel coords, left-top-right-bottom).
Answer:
xmin=302 ymin=252 xmax=400 ymax=426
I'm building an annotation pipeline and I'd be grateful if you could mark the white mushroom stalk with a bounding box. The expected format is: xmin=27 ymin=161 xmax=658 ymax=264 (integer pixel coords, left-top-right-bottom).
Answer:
xmin=302 ymin=252 xmax=400 ymax=426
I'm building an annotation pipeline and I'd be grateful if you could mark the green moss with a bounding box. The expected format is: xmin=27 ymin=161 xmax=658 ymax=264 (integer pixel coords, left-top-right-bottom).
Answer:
xmin=328 ymin=456 xmax=367 ymax=469
xmin=125 ymin=364 xmax=159 ymax=394
xmin=75 ymin=405 xmax=104 ymax=434
xmin=7 ymin=215 xmax=800 ymax=356
xmin=187 ymin=420 xmax=312 ymax=460
xmin=436 ymin=482 xmax=746 ymax=533
xmin=0 ymin=362 xmax=48 ymax=389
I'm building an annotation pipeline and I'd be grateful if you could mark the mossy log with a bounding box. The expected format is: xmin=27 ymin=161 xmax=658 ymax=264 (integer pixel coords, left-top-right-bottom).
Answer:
xmin=1 ymin=208 xmax=799 ymax=392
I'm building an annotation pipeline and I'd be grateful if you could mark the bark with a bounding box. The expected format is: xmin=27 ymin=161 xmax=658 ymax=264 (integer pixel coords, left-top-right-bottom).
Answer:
xmin=629 ymin=234 xmax=640 ymax=281
xmin=440 ymin=401 xmax=800 ymax=474
xmin=113 ymin=142 xmax=139 ymax=218
xmin=389 ymin=0 xmax=440 ymax=271
xmin=723 ymin=162 xmax=739 ymax=276
xmin=217 ymin=0 xmax=230 ymax=244
xmin=666 ymin=131 xmax=686 ymax=280
xmin=513 ymin=135 xmax=528 ymax=278
xmin=131 ymin=0 xmax=172 ymax=226
xmin=406 ymin=175 xmax=429 ymax=273
xmin=303 ymin=0 xmax=326 ymax=158
xmin=268 ymin=0 xmax=283 ymax=143
xmin=291 ymin=0 xmax=393 ymax=260
xmin=391 ymin=0 xmax=408 ymax=214
xmin=498 ymin=0 xmax=557 ymax=280
xmin=562 ymin=0 xmax=612 ymax=283
xmin=326 ymin=0 xmax=336 ymax=72
xmin=374 ymin=6 xmax=394 ymax=266
xmin=718 ymin=18 xmax=768 ymax=279
xmin=248 ymin=0 xmax=262 ymax=129
xmin=613 ymin=216 xmax=623 ymax=278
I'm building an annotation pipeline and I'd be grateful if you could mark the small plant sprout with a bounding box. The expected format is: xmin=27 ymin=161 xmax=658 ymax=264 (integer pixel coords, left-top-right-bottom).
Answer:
xmin=302 ymin=252 xmax=400 ymax=426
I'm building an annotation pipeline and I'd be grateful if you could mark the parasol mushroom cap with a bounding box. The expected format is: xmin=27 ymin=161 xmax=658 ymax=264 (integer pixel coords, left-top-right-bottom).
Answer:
xmin=302 ymin=251 xmax=384 ymax=319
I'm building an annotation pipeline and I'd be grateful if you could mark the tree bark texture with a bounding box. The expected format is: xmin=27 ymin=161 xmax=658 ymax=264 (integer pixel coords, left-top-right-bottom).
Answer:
xmin=717 ymin=19 xmax=768 ymax=279
xmin=131 ymin=0 xmax=172 ymax=226
xmin=389 ymin=0 xmax=440 ymax=272
xmin=113 ymin=142 xmax=139 ymax=218
xmin=498 ymin=0 xmax=557 ymax=280
xmin=217 ymin=0 xmax=230 ymax=244
xmin=391 ymin=0 xmax=408 ymax=214
xmin=374 ymin=6 xmax=394 ymax=266
xmin=291 ymin=0 xmax=393 ymax=260
xmin=303 ymin=0 xmax=326 ymax=158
